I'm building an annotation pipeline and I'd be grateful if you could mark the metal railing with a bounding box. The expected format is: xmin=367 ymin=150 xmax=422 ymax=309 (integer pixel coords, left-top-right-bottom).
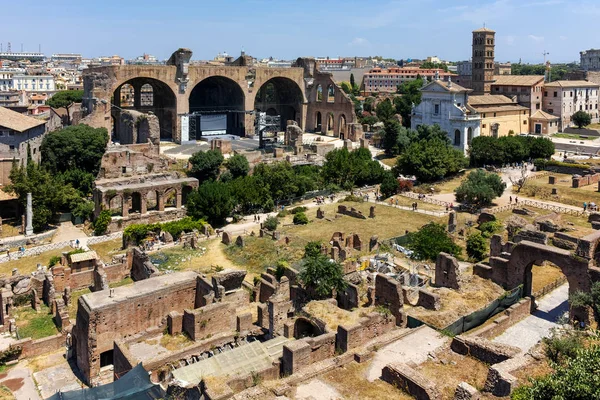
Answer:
xmin=487 ymin=199 xmax=585 ymax=217
xmin=398 ymin=192 xmax=451 ymax=208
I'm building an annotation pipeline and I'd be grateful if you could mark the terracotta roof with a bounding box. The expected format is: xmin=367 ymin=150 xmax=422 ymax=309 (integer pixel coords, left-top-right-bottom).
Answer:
xmin=69 ymin=251 xmax=98 ymax=263
xmin=422 ymin=79 xmax=470 ymax=93
xmin=0 ymin=106 xmax=46 ymax=132
xmin=530 ymin=110 xmax=559 ymax=120
xmin=544 ymin=80 xmax=599 ymax=88
xmin=491 ymin=75 xmax=545 ymax=86
xmin=468 ymin=95 xmax=516 ymax=105
xmin=473 ymin=27 xmax=495 ymax=33
xmin=472 ymin=105 xmax=529 ymax=113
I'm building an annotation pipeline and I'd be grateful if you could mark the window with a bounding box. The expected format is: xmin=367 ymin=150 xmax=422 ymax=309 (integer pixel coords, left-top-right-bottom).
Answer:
xmin=548 ymin=109 xmax=554 ymax=114
xmin=493 ymin=113 xmax=497 ymax=117
xmin=482 ymin=124 xmax=487 ymax=128
xmin=9 ymin=145 xmax=15 ymax=150
xmin=544 ymin=91 xmax=547 ymax=97
xmin=523 ymin=120 xmax=527 ymax=125
xmin=434 ymin=104 xmax=440 ymax=114
xmin=482 ymin=113 xmax=486 ymax=118
xmin=536 ymin=103 xmax=541 ymax=110
xmin=553 ymin=92 xmax=557 ymax=97
xmin=454 ymin=130 xmax=461 ymax=146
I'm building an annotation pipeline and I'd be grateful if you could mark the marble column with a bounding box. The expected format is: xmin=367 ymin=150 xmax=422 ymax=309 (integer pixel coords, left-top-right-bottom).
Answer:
xmin=25 ymin=192 xmax=33 ymax=236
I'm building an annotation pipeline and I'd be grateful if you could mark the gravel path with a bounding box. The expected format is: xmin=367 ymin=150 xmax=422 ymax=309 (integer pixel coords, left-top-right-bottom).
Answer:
xmin=493 ymin=283 xmax=569 ymax=352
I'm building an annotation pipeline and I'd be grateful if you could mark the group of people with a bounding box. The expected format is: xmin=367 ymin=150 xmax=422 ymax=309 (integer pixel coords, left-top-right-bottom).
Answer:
xmin=583 ymin=202 xmax=598 ymax=212
xmin=314 ymin=195 xmax=335 ymax=205
xmin=508 ymin=196 xmax=519 ymax=204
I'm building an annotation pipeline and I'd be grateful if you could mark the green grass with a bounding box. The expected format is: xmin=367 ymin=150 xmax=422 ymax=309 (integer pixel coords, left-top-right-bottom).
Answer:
xmin=0 ymin=246 xmax=72 ymax=277
xmin=224 ymin=236 xmax=305 ymax=276
xmin=14 ymin=305 xmax=59 ymax=340
xmin=552 ymin=133 xmax=596 ymax=140
xmin=88 ymin=238 xmax=124 ymax=263
xmin=68 ymin=288 xmax=91 ymax=320
xmin=109 ymin=277 xmax=133 ymax=288
xmin=148 ymin=247 xmax=207 ymax=272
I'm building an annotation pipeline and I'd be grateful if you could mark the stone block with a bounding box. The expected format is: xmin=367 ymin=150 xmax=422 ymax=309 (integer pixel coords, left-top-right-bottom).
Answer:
xmin=454 ymin=382 xmax=479 ymax=400
xmin=212 ymin=269 xmax=246 ymax=292
xmin=382 ymin=363 xmax=440 ymax=400
xmin=222 ymin=231 xmax=231 ymax=245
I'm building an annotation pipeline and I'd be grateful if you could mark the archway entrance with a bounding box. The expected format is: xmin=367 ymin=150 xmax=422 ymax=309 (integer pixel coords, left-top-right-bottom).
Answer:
xmin=293 ymin=318 xmax=323 ymax=339
xmin=338 ymin=114 xmax=347 ymax=139
xmin=326 ymin=113 xmax=335 ymax=136
xmin=254 ymin=77 xmax=304 ymax=132
xmin=113 ymin=78 xmax=176 ymax=141
xmin=315 ymin=112 xmax=322 ymax=132
xmin=188 ymin=76 xmax=245 ymax=138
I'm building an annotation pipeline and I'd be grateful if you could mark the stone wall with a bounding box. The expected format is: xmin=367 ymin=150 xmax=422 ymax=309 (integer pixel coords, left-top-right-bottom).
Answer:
xmin=381 ymin=363 xmax=440 ymax=400
xmin=182 ymin=302 xmax=236 ymax=341
xmin=11 ymin=333 xmax=65 ymax=358
xmin=281 ymin=332 xmax=337 ymax=375
xmin=416 ymin=289 xmax=441 ymax=311
xmin=374 ymin=274 xmax=406 ymax=326
xmin=451 ymin=335 xmax=520 ymax=365
xmin=336 ymin=283 xmax=359 ymax=310
xmin=572 ymin=172 xmax=600 ymax=188
xmin=130 ymin=247 xmax=159 ymax=281
xmin=468 ymin=298 xmax=532 ymax=339
xmin=74 ymin=271 xmax=199 ymax=384
xmin=434 ymin=253 xmax=462 ymax=290
xmin=336 ymin=312 xmax=396 ymax=352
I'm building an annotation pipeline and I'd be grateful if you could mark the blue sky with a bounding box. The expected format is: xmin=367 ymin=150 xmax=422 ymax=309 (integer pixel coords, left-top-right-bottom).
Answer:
xmin=2 ymin=0 xmax=597 ymax=63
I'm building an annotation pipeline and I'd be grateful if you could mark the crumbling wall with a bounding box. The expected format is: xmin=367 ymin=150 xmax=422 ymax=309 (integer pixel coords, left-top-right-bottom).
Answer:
xmin=434 ymin=253 xmax=463 ymax=290
xmin=382 ymin=363 xmax=440 ymax=400
xmin=337 ymin=311 xmax=396 ymax=352
xmin=469 ymin=297 xmax=532 ymax=339
xmin=182 ymin=302 xmax=236 ymax=341
xmin=130 ymin=247 xmax=159 ymax=281
xmin=451 ymin=335 xmax=520 ymax=364
xmin=281 ymin=332 xmax=336 ymax=375
xmin=374 ymin=274 xmax=406 ymax=326
xmin=336 ymin=283 xmax=359 ymax=310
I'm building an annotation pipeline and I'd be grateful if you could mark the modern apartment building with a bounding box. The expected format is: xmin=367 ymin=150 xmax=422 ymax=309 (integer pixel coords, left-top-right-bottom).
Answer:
xmin=490 ymin=75 xmax=545 ymax=115
xmin=363 ymin=67 xmax=454 ymax=93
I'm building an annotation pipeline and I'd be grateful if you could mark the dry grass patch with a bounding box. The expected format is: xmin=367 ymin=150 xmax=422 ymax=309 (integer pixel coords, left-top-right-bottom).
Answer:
xmin=159 ymin=333 xmax=193 ymax=351
xmin=303 ymin=301 xmax=370 ymax=331
xmin=407 ymin=272 xmax=505 ymax=329
xmin=26 ymin=349 xmax=69 ymax=373
xmin=519 ymin=174 xmax=600 ymax=209
xmin=416 ymin=348 xmax=489 ymax=399
xmin=532 ymin=264 xmax=565 ymax=294
xmin=0 ymin=246 xmax=71 ymax=277
xmin=0 ymin=386 xmax=14 ymax=400
xmin=321 ymin=361 xmax=414 ymax=400
xmin=88 ymin=238 xmax=124 ymax=263
xmin=280 ymin=201 xmax=442 ymax=245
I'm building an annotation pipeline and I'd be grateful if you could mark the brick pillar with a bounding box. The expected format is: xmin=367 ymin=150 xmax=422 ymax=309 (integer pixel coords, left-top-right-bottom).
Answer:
xmin=176 ymin=190 xmax=182 ymax=209
xmin=122 ymin=196 xmax=129 ymax=217
xmin=133 ymin=83 xmax=142 ymax=109
xmin=140 ymin=194 xmax=147 ymax=215
xmin=158 ymin=193 xmax=165 ymax=211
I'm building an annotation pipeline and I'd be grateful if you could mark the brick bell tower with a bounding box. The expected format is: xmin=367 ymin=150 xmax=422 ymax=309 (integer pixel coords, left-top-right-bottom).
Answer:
xmin=471 ymin=27 xmax=495 ymax=95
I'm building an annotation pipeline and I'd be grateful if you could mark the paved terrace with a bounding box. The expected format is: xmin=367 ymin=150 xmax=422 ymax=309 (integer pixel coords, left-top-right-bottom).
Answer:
xmin=172 ymin=336 xmax=292 ymax=386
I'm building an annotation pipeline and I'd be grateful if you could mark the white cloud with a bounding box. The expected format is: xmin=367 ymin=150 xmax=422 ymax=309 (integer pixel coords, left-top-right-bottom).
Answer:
xmin=559 ymin=35 xmax=567 ymax=41
xmin=528 ymin=34 xmax=545 ymax=42
xmin=503 ymin=35 xmax=516 ymax=46
xmin=348 ymin=37 xmax=370 ymax=47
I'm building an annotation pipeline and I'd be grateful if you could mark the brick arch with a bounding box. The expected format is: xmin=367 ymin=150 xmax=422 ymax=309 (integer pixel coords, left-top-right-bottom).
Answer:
xmin=504 ymin=241 xmax=593 ymax=321
xmin=294 ymin=317 xmax=324 ymax=339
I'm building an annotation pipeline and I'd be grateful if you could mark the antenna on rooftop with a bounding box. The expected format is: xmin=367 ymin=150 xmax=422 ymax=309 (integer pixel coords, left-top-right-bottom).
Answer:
xmin=7 ymin=42 xmax=11 ymax=53
xmin=21 ymin=43 xmax=23 ymax=52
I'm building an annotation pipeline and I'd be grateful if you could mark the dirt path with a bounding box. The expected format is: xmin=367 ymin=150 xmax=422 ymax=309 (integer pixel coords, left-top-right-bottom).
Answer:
xmin=0 ymin=362 xmax=41 ymax=400
xmin=51 ymin=221 xmax=86 ymax=244
xmin=200 ymin=239 xmax=240 ymax=271
xmin=366 ymin=326 xmax=448 ymax=382
xmin=294 ymin=378 xmax=344 ymax=400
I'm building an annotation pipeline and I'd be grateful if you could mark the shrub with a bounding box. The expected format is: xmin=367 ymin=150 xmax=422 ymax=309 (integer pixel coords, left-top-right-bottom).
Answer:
xmin=342 ymin=194 xmax=364 ymax=203
xmin=293 ymin=212 xmax=309 ymax=225
xmin=263 ymin=215 xmax=279 ymax=231
xmin=478 ymin=220 xmax=503 ymax=238
xmin=543 ymin=330 xmax=583 ymax=364
xmin=455 ymin=169 xmax=506 ymax=206
xmin=466 ymin=232 xmax=487 ymax=261
xmin=93 ymin=210 xmax=112 ymax=236
xmin=398 ymin=179 xmax=414 ymax=192
xmin=304 ymin=241 xmax=322 ymax=258
xmin=48 ymin=255 xmax=61 ymax=267
xmin=290 ymin=206 xmax=307 ymax=214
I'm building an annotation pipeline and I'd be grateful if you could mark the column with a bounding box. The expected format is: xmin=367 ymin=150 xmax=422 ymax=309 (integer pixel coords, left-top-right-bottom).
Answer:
xmin=25 ymin=193 xmax=33 ymax=236
xmin=133 ymin=83 xmax=142 ymax=109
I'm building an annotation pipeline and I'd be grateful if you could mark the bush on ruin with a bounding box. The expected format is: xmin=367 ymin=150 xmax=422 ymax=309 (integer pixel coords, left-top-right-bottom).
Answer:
xmin=406 ymin=222 xmax=461 ymax=261
xmin=226 ymin=154 xmax=250 ymax=178
xmin=380 ymin=171 xmax=400 ymax=198
xmin=466 ymin=231 xmax=487 ymax=261
xmin=189 ymin=150 xmax=224 ymax=182
xmin=299 ymin=254 xmax=346 ymax=299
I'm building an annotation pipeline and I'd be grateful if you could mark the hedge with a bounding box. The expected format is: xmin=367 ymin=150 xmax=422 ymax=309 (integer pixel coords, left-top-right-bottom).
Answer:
xmin=123 ymin=217 xmax=205 ymax=245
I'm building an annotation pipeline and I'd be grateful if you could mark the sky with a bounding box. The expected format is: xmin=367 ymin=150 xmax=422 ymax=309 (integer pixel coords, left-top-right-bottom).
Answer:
xmin=2 ymin=0 xmax=598 ymax=64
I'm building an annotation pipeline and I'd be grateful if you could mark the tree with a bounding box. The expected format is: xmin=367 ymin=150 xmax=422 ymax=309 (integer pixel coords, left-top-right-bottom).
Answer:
xmin=572 ymin=111 xmax=592 ymax=129
xmin=340 ymin=81 xmax=352 ymax=95
xmin=569 ymin=281 xmax=600 ymax=321
xmin=186 ymin=181 xmax=234 ymax=226
xmin=226 ymin=154 xmax=249 ymax=178
xmin=299 ymin=253 xmax=347 ymax=299
xmin=46 ymin=90 xmax=84 ymax=124
xmin=509 ymin=166 xmax=530 ymax=193
xmin=363 ymin=97 xmax=375 ymax=113
xmin=376 ymin=99 xmax=395 ymax=121
xmin=466 ymin=232 xmax=487 ymax=261
xmin=511 ymin=345 xmax=600 ymax=400
xmin=394 ymin=78 xmax=423 ymax=127
xmin=382 ymin=120 xmax=414 ymax=156
xmin=93 ymin=210 xmax=112 ymax=236
xmin=380 ymin=171 xmax=400 ymax=198
xmin=395 ymin=138 xmax=467 ymax=182
xmin=304 ymin=241 xmax=322 ymax=258
xmin=41 ymin=124 xmax=109 ymax=175
xmin=528 ymin=137 xmax=555 ymax=159
xmin=189 ymin=150 xmax=224 ymax=182
xmin=321 ymin=147 xmax=385 ymax=189
xmin=228 ymin=175 xmax=273 ymax=214
xmin=455 ymin=169 xmax=506 ymax=206
xmin=407 ymin=222 xmax=461 ymax=260
xmin=350 ymin=73 xmax=356 ymax=89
